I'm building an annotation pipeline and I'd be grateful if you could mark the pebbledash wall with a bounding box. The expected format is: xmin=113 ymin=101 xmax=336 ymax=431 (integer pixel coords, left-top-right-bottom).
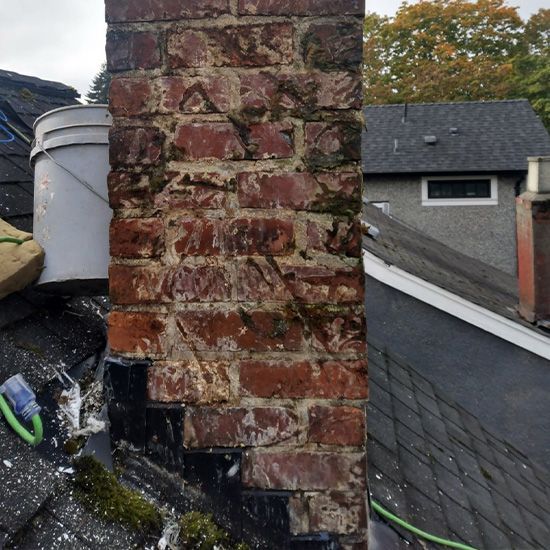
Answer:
xmin=105 ymin=1 xmax=367 ymax=547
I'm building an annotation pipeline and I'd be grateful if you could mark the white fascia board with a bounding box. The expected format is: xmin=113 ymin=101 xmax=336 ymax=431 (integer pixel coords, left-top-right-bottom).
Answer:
xmin=363 ymin=250 xmax=550 ymax=361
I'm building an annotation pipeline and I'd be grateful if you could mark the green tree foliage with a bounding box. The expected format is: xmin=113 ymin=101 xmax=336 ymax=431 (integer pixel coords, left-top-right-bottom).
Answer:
xmin=363 ymin=0 xmax=550 ymax=129
xmin=87 ymin=63 xmax=111 ymax=104
xmin=512 ymin=9 xmax=550 ymax=128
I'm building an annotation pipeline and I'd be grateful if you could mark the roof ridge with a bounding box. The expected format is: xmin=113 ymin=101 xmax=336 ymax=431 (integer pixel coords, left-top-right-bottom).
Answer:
xmin=0 ymin=69 xmax=78 ymax=98
xmin=364 ymin=99 xmax=530 ymax=108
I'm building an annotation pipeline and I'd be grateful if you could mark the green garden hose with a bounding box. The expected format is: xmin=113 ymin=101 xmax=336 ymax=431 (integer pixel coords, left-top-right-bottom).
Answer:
xmin=0 ymin=393 xmax=43 ymax=446
xmin=371 ymin=500 xmax=478 ymax=550
xmin=0 ymin=237 xmax=25 ymax=245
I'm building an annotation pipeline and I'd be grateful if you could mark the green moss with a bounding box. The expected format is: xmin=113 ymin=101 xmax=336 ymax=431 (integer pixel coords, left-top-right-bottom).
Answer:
xmin=270 ymin=318 xmax=289 ymax=339
xmin=14 ymin=340 xmax=45 ymax=358
xmin=64 ymin=436 xmax=86 ymax=455
xmin=73 ymin=456 xmax=162 ymax=534
xmin=19 ymin=87 xmax=35 ymax=101
xmin=179 ymin=512 xmax=229 ymax=549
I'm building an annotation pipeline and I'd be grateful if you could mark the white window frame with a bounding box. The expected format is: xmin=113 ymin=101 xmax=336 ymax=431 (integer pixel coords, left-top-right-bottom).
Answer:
xmin=421 ymin=175 xmax=498 ymax=206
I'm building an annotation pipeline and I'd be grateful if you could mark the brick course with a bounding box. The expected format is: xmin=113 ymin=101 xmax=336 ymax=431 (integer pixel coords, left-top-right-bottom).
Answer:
xmin=106 ymin=0 xmax=366 ymax=544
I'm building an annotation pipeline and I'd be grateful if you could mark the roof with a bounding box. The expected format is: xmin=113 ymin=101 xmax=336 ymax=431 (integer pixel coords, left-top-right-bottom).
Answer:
xmin=0 ymin=68 xmax=79 ymax=232
xmin=362 ymin=100 xmax=550 ymax=175
xmin=368 ymin=338 xmax=550 ymax=549
xmin=362 ymin=204 xmax=550 ymax=341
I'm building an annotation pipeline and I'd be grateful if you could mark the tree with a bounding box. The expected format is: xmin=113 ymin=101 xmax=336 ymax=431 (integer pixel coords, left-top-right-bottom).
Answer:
xmin=363 ymin=0 xmax=524 ymax=104
xmin=512 ymin=9 xmax=550 ymax=128
xmin=87 ymin=63 xmax=111 ymax=104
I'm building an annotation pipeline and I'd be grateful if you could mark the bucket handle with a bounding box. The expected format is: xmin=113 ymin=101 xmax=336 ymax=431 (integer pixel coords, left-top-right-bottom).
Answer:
xmin=34 ymin=140 xmax=109 ymax=204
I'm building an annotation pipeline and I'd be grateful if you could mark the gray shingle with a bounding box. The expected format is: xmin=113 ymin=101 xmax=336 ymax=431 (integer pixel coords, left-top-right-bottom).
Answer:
xmin=362 ymin=100 xmax=550 ymax=174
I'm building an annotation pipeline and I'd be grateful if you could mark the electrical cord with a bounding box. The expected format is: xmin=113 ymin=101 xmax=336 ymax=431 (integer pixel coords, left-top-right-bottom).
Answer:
xmin=0 ymin=237 xmax=25 ymax=244
xmin=0 ymin=394 xmax=43 ymax=446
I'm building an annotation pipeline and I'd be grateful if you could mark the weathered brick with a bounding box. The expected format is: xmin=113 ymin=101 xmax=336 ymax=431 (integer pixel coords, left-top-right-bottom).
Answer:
xmin=148 ymin=361 xmax=230 ymax=403
xmin=106 ymin=0 xmax=230 ymax=22
xmin=309 ymin=493 xmax=368 ymax=534
xmin=167 ymin=24 xmax=293 ymax=68
xmin=305 ymin=122 xmax=362 ymax=169
xmin=109 ymin=126 xmax=164 ymax=167
xmin=240 ymin=72 xmax=362 ymax=115
xmin=307 ymin=219 xmax=362 ymax=258
xmin=308 ymin=406 xmax=365 ymax=446
xmin=237 ymin=259 xmax=364 ymax=303
xmin=175 ymin=310 xmax=303 ymax=352
xmin=106 ymin=31 xmax=161 ymax=71
xmin=240 ymin=360 xmax=368 ymax=399
xmin=237 ymin=172 xmax=361 ymax=212
xmin=306 ymin=305 xmax=366 ymax=353
xmin=110 ymin=218 xmax=164 ymax=258
xmin=109 ymin=78 xmax=152 ymax=117
xmin=184 ymin=407 xmax=300 ymax=448
xmin=108 ymin=172 xmax=152 ymax=209
xmin=109 ymin=264 xmax=231 ymax=304
xmin=243 ymin=452 xmax=366 ymax=491
xmin=154 ymin=172 xmax=228 ymax=210
xmin=156 ymin=76 xmax=231 ymax=114
xmin=173 ymin=218 xmax=294 ymax=256
xmin=173 ymin=122 xmax=294 ymax=161
xmin=238 ymin=0 xmax=364 ymax=15
xmin=109 ymin=311 xmax=168 ymax=355
xmin=302 ymin=22 xmax=363 ymax=72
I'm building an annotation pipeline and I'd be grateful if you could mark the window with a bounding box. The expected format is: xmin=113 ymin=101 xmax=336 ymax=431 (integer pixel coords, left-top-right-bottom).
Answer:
xmin=421 ymin=176 xmax=498 ymax=206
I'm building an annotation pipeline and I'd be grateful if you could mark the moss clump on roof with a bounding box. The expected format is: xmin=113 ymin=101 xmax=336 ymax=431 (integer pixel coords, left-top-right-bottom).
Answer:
xmin=73 ymin=455 xmax=162 ymax=534
xmin=179 ymin=512 xmax=249 ymax=550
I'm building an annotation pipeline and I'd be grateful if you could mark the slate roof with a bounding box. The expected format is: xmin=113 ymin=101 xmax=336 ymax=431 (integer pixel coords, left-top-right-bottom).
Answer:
xmin=362 ymin=100 xmax=550 ymax=175
xmin=368 ymin=338 xmax=550 ymax=550
xmin=362 ymin=204 xmax=549 ymax=338
xmin=0 ymin=68 xmax=79 ymax=232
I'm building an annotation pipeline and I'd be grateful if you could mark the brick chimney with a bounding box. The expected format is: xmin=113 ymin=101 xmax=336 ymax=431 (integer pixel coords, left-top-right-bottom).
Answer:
xmin=105 ymin=0 xmax=367 ymax=546
xmin=517 ymin=156 xmax=550 ymax=324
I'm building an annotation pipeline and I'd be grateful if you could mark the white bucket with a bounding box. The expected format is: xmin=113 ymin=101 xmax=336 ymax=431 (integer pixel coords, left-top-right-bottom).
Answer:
xmin=30 ymin=105 xmax=112 ymax=295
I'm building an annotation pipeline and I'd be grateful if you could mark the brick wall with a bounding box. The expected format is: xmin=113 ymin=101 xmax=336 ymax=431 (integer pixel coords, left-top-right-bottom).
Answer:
xmin=105 ymin=0 xmax=367 ymax=546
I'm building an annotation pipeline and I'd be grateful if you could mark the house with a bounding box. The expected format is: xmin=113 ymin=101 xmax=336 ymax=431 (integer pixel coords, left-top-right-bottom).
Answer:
xmin=362 ymin=100 xmax=550 ymax=275
xmin=362 ymin=203 xmax=550 ymax=470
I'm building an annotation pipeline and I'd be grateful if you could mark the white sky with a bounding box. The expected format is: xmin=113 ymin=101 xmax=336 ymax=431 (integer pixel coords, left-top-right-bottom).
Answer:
xmin=0 ymin=0 xmax=546 ymax=99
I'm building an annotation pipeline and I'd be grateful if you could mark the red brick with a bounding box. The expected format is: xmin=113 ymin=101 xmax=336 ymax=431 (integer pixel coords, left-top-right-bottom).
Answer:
xmin=302 ymin=22 xmax=363 ymax=71
xmin=108 ymin=172 xmax=152 ymax=209
xmin=237 ymin=259 xmax=364 ymax=303
xmin=106 ymin=0 xmax=229 ymax=22
xmin=174 ymin=124 xmax=245 ymax=161
xmin=242 ymin=452 xmax=366 ymax=491
xmin=240 ymin=72 xmax=362 ymax=114
xmin=238 ymin=0 xmax=364 ymax=15
xmin=173 ymin=122 xmax=294 ymax=161
xmin=173 ymin=218 xmax=294 ymax=256
xmin=109 ymin=264 xmax=231 ymax=304
xmin=109 ymin=78 xmax=152 ymax=117
xmin=306 ymin=306 xmax=366 ymax=353
xmin=155 ymin=76 xmax=231 ymax=114
xmin=237 ymin=172 xmax=360 ymax=211
xmin=307 ymin=219 xmax=362 ymax=258
xmin=109 ymin=126 xmax=164 ymax=167
xmin=108 ymin=311 xmax=168 ymax=355
xmin=154 ymin=173 xmax=228 ymax=210
xmin=309 ymin=492 xmax=368 ymax=534
xmin=167 ymin=24 xmax=293 ymax=68
xmin=184 ymin=407 xmax=300 ymax=448
xmin=175 ymin=310 xmax=303 ymax=352
xmin=106 ymin=31 xmax=161 ymax=71
xmin=148 ymin=361 xmax=230 ymax=403
xmin=305 ymin=122 xmax=362 ymax=169
xmin=109 ymin=218 xmax=164 ymax=258
xmin=240 ymin=360 xmax=368 ymax=399
xmin=308 ymin=406 xmax=365 ymax=446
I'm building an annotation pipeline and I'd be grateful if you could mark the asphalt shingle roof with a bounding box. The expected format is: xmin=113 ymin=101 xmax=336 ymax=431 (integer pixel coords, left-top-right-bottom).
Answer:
xmin=368 ymin=339 xmax=550 ymax=549
xmin=362 ymin=100 xmax=550 ymax=175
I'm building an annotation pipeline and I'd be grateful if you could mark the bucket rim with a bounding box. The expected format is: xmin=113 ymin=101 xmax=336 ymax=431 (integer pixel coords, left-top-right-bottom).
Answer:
xmin=33 ymin=104 xmax=110 ymax=132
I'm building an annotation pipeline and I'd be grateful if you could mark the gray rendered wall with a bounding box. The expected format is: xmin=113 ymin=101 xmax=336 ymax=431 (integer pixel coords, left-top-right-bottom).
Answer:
xmin=365 ymin=175 xmax=519 ymax=274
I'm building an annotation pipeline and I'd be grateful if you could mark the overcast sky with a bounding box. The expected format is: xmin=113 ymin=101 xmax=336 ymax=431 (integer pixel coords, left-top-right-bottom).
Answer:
xmin=0 ymin=0 xmax=546 ymax=99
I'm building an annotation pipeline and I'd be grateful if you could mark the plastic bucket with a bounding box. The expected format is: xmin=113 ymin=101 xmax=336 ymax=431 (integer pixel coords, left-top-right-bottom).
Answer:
xmin=30 ymin=105 xmax=112 ymax=295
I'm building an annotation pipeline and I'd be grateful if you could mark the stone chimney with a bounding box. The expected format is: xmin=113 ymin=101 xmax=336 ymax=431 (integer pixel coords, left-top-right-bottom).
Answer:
xmin=517 ymin=156 xmax=550 ymax=324
xmin=105 ymin=0 xmax=367 ymax=547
